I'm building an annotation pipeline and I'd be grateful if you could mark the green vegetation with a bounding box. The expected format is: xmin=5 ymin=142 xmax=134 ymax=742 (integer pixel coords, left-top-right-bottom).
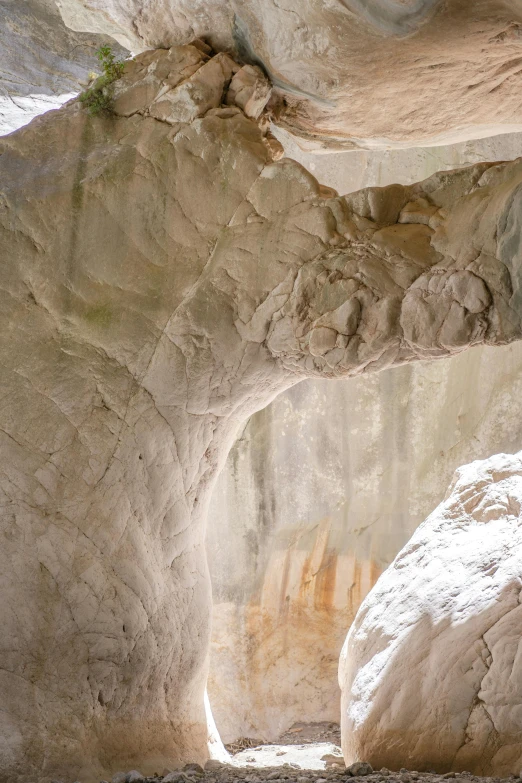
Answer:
xmin=79 ymin=45 xmax=125 ymax=116
xmin=84 ymin=304 xmax=113 ymax=328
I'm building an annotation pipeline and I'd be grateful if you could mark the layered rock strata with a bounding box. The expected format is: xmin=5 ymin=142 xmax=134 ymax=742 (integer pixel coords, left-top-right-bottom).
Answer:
xmin=1 ymin=42 xmax=522 ymax=782
xmin=339 ymin=452 xmax=522 ymax=775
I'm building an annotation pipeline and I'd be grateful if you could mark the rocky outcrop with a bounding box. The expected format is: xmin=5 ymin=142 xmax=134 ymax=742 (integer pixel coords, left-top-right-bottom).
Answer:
xmin=0 ymin=0 xmax=127 ymax=135
xmin=2 ymin=41 xmax=522 ymax=782
xmin=207 ymin=132 xmax=522 ymax=745
xmin=56 ymin=0 xmax=522 ymax=149
xmin=339 ymin=451 xmax=522 ymax=776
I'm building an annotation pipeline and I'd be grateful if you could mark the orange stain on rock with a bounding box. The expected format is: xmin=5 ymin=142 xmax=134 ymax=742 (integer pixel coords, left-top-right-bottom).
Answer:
xmin=210 ymin=531 xmax=385 ymax=738
xmin=313 ymin=548 xmax=338 ymax=612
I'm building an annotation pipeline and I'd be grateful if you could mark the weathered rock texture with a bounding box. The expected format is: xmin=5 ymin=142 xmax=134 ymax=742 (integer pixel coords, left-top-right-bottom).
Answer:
xmin=339 ymin=451 xmax=522 ymax=776
xmin=206 ymin=131 xmax=522 ymax=745
xmin=2 ymin=42 xmax=522 ymax=782
xmin=56 ymin=0 xmax=522 ymax=149
xmin=207 ymin=346 xmax=522 ymax=744
xmin=0 ymin=0 xmax=127 ymax=135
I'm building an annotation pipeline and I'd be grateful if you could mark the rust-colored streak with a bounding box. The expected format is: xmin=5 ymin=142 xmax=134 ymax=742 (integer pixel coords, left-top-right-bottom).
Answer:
xmin=346 ymin=559 xmax=383 ymax=621
xmin=370 ymin=559 xmax=382 ymax=590
xmin=298 ymin=550 xmax=312 ymax=603
xmin=213 ymin=551 xmax=386 ymax=734
xmin=313 ymin=548 xmax=338 ymax=612
xmin=277 ymin=547 xmax=292 ymax=619
xmin=347 ymin=560 xmax=362 ymax=619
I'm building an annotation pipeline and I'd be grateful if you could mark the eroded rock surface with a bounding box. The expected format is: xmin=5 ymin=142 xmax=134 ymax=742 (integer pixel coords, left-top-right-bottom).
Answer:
xmin=2 ymin=42 xmax=522 ymax=782
xmin=340 ymin=452 xmax=522 ymax=775
xmin=206 ymin=133 xmax=522 ymax=746
xmin=55 ymin=0 xmax=522 ymax=148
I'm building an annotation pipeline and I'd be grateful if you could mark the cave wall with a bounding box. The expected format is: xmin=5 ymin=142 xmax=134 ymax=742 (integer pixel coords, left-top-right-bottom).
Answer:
xmin=206 ymin=131 xmax=522 ymax=743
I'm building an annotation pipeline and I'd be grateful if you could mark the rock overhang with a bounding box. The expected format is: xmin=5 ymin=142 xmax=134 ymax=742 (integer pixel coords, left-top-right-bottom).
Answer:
xmin=53 ymin=0 xmax=522 ymax=150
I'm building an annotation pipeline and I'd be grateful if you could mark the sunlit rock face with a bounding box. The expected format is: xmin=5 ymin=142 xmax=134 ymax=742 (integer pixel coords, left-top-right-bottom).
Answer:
xmin=207 ymin=132 xmax=522 ymax=744
xmin=57 ymin=0 xmax=522 ymax=148
xmin=339 ymin=452 xmax=522 ymax=776
xmin=0 ymin=0 xmax=127 ymax=135
xmin=0 ymin=44 xmax=277 ymax=783
xmin=2 ymin=40 xmax=522 ymax=782
xmin=208 ymin=346 xmax=522 ymax=744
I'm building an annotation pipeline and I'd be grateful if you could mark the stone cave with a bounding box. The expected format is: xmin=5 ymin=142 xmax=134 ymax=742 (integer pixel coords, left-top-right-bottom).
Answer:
xmin=2 ymin=2 xmax=522 ymax=783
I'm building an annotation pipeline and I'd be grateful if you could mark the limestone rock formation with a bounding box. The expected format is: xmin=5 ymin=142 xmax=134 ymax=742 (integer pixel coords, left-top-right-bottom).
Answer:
xmin=2 ymin=41 xmax=522 ymax=782
xmin=55 ymin=0 xmax=522 ymax=149
xmin=339 ymin=451 xmax=522 ymax=776
xmin=207 ymin=346 xmax=522 ymax=745
xmin=207 ymin=132 xmax=522 ymax=745
xmin=0 ymin=0 xmax=127 ymax=135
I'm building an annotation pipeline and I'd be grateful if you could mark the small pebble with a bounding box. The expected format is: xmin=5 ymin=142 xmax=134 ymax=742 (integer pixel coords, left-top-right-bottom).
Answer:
xmin=184 ymin=765 xmax=205 ymax=776
xmin=205 ymin=762 xmax=225 ymax=772
xmin=96 ymin=752 xmax=522 ymax=783
xmin=347 ymin=763 xmax=374 ymax=777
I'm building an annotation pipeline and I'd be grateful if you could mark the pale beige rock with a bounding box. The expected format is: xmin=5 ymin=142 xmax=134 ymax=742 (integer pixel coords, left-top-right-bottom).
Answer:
xmin=226 ymin=65 xmax=272 ymax=120
xmin=208 ymin=343 xmax=522 ymax=744
xmin=339 ymin=451 xmax=522 ymax=776
xmin=1 ymin=43 xmax=522 ymax=782
xmin=56 ymin=0 xmax=522 ymax=149
xmin=148 ymin=52 xmax=237 ymax=125
xmin=206 ymin=129 xmax=522 ymax=747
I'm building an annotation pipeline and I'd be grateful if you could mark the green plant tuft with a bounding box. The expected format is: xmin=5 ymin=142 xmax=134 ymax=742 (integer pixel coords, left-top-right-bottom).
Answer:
xmin=79 ymin=45 xmax=125 ymax=116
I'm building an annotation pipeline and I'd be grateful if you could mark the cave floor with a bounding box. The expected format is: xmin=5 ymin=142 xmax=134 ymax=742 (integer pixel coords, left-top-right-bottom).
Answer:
xmin=107 ymin=742 xmax=522 ymax=783
xmin=109 ymin=718 xmax=519 ymax=783
xmin=225 ymin=722 xmax=341 ymax=754
xmin=109 ymin=761 xmax=522 ymax=783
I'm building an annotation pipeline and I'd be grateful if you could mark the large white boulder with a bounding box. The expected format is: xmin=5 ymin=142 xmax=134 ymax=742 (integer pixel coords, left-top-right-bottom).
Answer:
xmin=340 ymin=451 xmax=522 ymax=775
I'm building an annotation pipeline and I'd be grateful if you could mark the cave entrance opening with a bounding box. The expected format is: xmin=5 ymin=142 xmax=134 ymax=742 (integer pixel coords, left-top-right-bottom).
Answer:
xmin=203 ymin=389 xmax=371 ymax=763
xmin=200 ymin=128 xmax=522 ymax=768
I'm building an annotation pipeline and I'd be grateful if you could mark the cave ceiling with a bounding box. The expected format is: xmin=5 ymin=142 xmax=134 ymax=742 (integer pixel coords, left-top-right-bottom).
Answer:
xmin=51 ymin=0 xmax=522 ymax=149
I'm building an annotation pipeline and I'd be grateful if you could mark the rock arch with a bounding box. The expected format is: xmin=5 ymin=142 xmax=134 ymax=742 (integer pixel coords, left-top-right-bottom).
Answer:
xmin=1 ymin=43 xmax=522 ymax=782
